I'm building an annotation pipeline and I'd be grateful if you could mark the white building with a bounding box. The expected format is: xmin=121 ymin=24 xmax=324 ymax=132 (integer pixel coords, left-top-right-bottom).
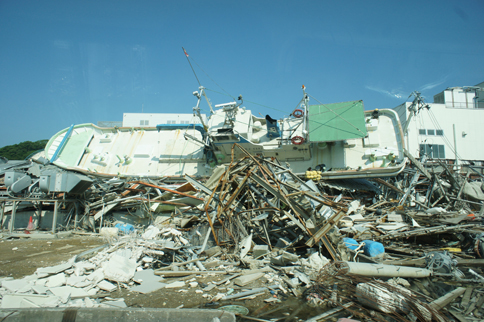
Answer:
xmin=122 ymin=113 xmax=207 ymax=127
xmin=393 ymin=81 xmax=484 ymax=165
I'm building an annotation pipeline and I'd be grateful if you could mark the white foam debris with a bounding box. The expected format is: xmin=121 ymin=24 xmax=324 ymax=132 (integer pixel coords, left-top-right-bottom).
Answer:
xmin=102 ymin=254 xmax=137 ymax=283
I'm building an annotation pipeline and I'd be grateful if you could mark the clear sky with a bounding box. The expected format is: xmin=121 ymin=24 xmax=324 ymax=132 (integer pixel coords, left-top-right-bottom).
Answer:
xmin=1 ymin=0 xmax=483 ymax=148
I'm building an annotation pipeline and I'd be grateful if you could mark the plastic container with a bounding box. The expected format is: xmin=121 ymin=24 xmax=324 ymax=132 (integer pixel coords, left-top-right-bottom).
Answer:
xmin=115 ymin=223 xmax=135 ymax=234
xmin=343 ymin=237 xmax=360 ymax=251
xmin=362 ymin=240 xmax=385 ymax=257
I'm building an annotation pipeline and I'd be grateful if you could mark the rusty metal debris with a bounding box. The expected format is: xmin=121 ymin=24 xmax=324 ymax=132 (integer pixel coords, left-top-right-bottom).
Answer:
xmin=0 ymin=143 xmax=483 ymax=320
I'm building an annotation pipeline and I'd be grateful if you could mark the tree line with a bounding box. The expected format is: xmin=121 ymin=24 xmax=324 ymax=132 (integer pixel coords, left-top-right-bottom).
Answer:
xmin=0 ymin=140 xmax=48 ymax=160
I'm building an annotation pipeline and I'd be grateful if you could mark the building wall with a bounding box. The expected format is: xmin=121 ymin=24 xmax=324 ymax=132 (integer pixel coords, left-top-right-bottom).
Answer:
xmin=122 ymin=113 xmax=207 ymax=127
xmin=394 ymin=101 xmax=484 ymax=162
xmin=433 ymin=87 xmax=477 ymax=109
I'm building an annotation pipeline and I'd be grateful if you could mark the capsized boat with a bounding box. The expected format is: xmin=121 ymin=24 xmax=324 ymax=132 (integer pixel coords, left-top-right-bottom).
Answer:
xmin=43 ymin=86 xmax=407 ymax=179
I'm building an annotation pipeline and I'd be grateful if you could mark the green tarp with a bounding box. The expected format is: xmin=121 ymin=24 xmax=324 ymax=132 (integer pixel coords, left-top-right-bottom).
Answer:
xmin=307 ymin=100 xmax=367 ymax=142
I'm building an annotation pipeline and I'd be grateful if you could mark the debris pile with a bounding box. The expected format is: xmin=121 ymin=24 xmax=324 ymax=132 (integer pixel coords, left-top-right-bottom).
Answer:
xmin=0 ymin=144 xmax=483 ymax=321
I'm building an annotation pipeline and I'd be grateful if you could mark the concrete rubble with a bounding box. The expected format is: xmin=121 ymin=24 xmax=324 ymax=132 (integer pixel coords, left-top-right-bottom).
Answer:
xmin=1 ymin=143 xmax=484 ymax=321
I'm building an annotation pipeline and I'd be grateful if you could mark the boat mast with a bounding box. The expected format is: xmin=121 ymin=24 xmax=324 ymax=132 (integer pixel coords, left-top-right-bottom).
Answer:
xmin=192 ymin=86 xmax=212 ymax=131
xmin=301 ymin=85 xmax=309 ymax=140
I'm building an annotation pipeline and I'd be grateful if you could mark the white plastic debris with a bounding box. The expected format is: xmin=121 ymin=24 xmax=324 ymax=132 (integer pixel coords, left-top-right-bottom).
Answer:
xmin=102 ymin=254 xmax=137 ymax=283
xmin=142 ymin=225 xmax=160 ymax=240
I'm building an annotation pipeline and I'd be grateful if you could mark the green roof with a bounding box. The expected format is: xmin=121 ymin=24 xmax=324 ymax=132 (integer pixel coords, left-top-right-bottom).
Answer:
xmin=307 ymin=100 xmax=367 ymax=142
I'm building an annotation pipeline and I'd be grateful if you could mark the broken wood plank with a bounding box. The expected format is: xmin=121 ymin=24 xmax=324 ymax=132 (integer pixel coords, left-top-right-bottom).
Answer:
xmin=130 ymin=180 xmax=204 ymax=201
xmin=404 ymin=148 xmax=431 ymax=180
xmin=154 ymin=270 xmax=228 ymax=277
xmin=306 ymin=210 xmax=346 ymax=247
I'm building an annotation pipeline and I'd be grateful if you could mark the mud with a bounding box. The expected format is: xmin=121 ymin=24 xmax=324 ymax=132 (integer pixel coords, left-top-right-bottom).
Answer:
xmin=0 ymin=235 xmax=321 ymax=321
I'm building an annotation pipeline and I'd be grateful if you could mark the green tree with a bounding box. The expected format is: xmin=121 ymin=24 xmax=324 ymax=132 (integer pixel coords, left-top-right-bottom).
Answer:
xmin=0 ymin=140 xmax=48 ymax=160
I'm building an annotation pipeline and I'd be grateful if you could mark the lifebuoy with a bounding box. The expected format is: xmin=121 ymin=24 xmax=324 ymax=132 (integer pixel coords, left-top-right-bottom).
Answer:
xmin=291 ymin=136 xmax=305 ymax=145
xmin=293 ymin=109 xmax=304 ymax=118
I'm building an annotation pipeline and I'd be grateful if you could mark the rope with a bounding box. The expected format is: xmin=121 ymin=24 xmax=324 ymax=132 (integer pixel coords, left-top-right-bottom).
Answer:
xmin=352 ymin=242 xmax=365 ymax=262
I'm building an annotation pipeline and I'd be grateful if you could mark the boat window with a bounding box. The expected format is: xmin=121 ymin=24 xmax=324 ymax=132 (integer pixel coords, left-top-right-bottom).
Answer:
xmin=419 ymin=129 xmax=426 ymax=135
xmin=214 ymin=135 xmax=238 ymax=141
xmin=427 ymin=129 xmax=435 ymax=135
xmin=217 ymin=128 xmax=234 ymax=134
xmin=436 ymin=129 xmax=443 ymax=136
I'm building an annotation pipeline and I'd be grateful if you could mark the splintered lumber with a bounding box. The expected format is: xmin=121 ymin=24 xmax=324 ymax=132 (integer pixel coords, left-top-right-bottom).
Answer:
xmin=456 ymin=259 xmax=484 ymax=267
xmin=306 ymin=210 xmax=346 ymax=247
xmin=404 ymin=148 xmax=431 ymax=180
xmin=130 ymin=180 xmax=204 ymax=201
xmin=373 ymin=223 xmax=477 ymax=241
xmin=305 ymin=302 xmax=354 ymax=322
xmin=460 ymin=287 xmax=473 ymax=309
xmin=371 ymin=178 xmax=405 ymax=194
xmin=233 ymin=272 xmax=264 ymax=286
xmin=155 ymin=257 xmax=207 ymax=271
xmin=250 ymin=173 xmax=311 ymax=222
xmin=154 ymin=270 xmax=228 ymax=277
xmin=221 ymin=287 xmax=270 ymax=300
xmin=429 ymin=287 xmax=466 ymax=310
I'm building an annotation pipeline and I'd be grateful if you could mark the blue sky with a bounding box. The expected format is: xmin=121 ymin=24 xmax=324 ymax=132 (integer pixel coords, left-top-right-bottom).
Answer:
xmin=1 ymin=0 xmax=483 ymax=148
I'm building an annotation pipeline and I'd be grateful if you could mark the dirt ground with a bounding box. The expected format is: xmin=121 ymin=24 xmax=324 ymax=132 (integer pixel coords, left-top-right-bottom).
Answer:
xmin=0 ymin=234 xmax=105 ymax=278
xmin=0 ymin=234 xmax=323 ymax=321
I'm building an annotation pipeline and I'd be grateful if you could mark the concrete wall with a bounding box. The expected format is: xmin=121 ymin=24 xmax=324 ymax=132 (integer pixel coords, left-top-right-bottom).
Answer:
xmin=433 ymin=88 xmax=477 ymax=109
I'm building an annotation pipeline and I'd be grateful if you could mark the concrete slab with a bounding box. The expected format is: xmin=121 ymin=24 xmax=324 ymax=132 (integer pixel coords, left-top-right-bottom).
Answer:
xmin=97 ymin=280 xmax=116 ymax=292
xmin=86 ymin=269 xmax=104 ymax=284
xmin=37 ymin=263 xmax=72 ymax=277
xmin=84 ymin=297 xmax=94 ymax=308
xmin=66 ymin=275 xmax=87 ymax=287
xmin=32 ymin=285 xmax=49 ymax=295
xmin=1 ymin=279 xmax=31 ymax=293
xmin=233 ymin=273 xmax=264 ymax=286
xmin=45 ymin=273 xmax=66 ymax=288
xmin=253 ymin=245 xmax=269 ymax=258
xmin=1 ymin=294 xmax=61 ymax=309
xmin=48 ymin=286 xmax=72 ymax=303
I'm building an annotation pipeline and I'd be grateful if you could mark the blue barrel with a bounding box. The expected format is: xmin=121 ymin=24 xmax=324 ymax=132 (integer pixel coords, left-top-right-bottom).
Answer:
xmin=115 ymin=223 xmax=135 ymax=234
xmin=343 ymin=237 xmax=360 ymax=251
xmin=362 ymin=240 xmax=385 ymax=257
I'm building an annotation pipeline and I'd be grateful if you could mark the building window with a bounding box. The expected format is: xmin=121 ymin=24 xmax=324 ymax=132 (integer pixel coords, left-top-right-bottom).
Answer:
xmin=436 ymin=129 xmax=443 ymax=136
xmin=427 ymin=129 xmax=435 ymax=135
xmin=419 ymin=129 xmax=426 ymax=135
xmin=420 ymin=144 xmax=445 ymax=159
xmin=139 ymin=120 xmax=149 ymax=126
